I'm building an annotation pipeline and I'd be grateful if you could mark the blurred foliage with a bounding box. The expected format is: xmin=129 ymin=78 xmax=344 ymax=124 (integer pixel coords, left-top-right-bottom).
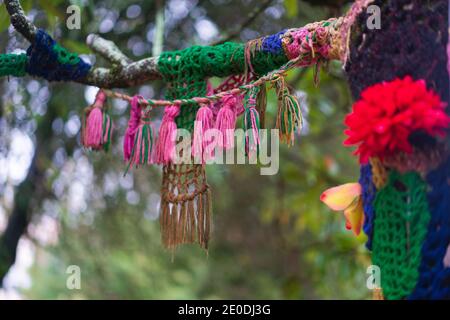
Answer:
xmin=0 ymin=0 xmax=372 ymax=299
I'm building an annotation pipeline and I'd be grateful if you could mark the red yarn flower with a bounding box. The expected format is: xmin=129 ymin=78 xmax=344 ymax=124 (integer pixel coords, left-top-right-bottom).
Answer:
xmin=344 ymin=76 xmax=450 ymax=164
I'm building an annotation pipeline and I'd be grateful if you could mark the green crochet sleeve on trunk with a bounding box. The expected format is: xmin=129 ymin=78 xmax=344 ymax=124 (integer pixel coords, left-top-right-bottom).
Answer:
xmin=372 ymin=171 xmax=431 ymax=300
xmin=158 ymin=42 xmax=288 ymax=131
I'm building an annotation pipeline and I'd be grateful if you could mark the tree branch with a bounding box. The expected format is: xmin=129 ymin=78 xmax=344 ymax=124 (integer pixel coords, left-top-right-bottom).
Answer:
xmin=86 ymin=34 xmax=133 ymax=67
xmin=3 ymin=0 xmax=344 ymax=89
xmin=4 ymin=0 xmax=36 ymax=42
xmin=82 ymin=56 xmax=161 ymax=88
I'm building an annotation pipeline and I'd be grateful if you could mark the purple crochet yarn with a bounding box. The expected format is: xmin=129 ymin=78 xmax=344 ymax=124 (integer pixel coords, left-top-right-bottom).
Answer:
xmin=261 ymin=30 xmax=287 ymax=55
xmin=359 ymin=164 xmax=376 ymax=250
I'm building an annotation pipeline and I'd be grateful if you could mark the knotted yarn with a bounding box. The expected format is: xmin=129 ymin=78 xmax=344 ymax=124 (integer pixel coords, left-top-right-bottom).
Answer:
xmin=372 ymin=171 xmax=431 ymax=300
xmin=409 ymin=155 xmax=450 ymax=299
xmin=26 ymin=29 xmax=91 ymax=81
xmin=282 ymin=18 xmax=343 ymax=63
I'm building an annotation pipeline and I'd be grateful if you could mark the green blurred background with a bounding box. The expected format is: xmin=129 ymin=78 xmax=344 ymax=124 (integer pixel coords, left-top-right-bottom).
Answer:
xmin=0 ymin=0 xmax=371 ymax=299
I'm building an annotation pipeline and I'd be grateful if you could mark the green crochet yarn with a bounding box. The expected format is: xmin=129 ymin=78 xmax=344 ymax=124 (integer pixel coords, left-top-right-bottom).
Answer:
xmin=53 ymin=44 xmax=81 ymax=65
xmin=372 ymin=171 xmax=431 ymax=300
xmin=158 ymin=42 xmax=288 ymax=131
xmin=0 ymin=53 xmax=27 ymax=77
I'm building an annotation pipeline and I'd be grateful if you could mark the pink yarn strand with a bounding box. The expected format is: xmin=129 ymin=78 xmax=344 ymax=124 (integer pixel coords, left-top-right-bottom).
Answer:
xmin=154 ymin=105 xmax=180 ymax=164
xmin=193 ymin=105 xmax=214 ymax=163
xmin=215 ymin=95 xmax=237 ymax=150
xmin=85 ymin=107 xmax=104 ymax=149
xmin=123 ymin=95 xmax=142 ymax=161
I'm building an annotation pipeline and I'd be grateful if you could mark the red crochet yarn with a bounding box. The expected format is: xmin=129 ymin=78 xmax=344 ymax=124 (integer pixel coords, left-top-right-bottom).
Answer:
xmin=344 ymin=76 xmax=450 ymax=164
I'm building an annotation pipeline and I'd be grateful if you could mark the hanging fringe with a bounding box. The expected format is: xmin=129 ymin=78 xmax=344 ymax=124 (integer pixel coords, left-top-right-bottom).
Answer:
xmin=273 ymin=76 xmax=303 ymax=146
xmin=244 ymin=38 xmax=263 ymax=79
xmin=160 ymin=163 xmax=211 ymax=251
xmin=81 ymin=90 xmax=112 ymax=151
xmin=123 ymin=95 xmax=142 ymax=162
xmin=154 ymin=105 xmax=181 ymax=164
xmin=256 ymin=83 xmax=267 ymax=129
xmin=215 ymin=95 xmax=238 ymax=150
xmin=192 ymin=104 xmax=214 ymax=163
xmin=126 ymin=111 xmax=154 ymax=172
xmin=243 ymin=86 xmax=261 ymax=156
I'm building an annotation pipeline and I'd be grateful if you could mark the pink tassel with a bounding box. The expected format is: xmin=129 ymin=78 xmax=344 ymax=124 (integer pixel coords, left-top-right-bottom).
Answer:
xmin=215 ymin=95 xmax=237 ymax=150
xmin=126 ymin=112 xmax=154 ymax=173
xmin=192 ymin=104 xmax=213 ymax=162
xmin=123 ymin=95 xmax=142 ymax=162
xmin=154 ymin=105 xmax=180 ymax=164
xmin=82 ymin=90 xmax=111 ymax=151
xmin=84 ymin=107 xmax=104 ymax=149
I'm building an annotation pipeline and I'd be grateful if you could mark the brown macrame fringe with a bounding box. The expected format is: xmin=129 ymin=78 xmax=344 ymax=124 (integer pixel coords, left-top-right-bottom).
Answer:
xmin=160 ymin=163 xmax=211 ymax=251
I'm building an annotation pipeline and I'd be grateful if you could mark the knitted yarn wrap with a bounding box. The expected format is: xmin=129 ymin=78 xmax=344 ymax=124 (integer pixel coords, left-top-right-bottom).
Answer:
xmin=345 ymin=0 xmax=448 ymax=103
xmin=26 ymin=29 xmax=91 ymax=81
xmin=409 ymin=155 xmax=450 ymax=299
xmin=261 ymin=30 xmax=287 ymax=55
xmin=372 ymin=171 xmax=431 ymax=300
xmin=359 ymin=163 xmax=376 ymax=250
xmin=0 ymin=53 xmax=27 ymax=77
xmin=157 ymin=42 xmax=288 ymax=131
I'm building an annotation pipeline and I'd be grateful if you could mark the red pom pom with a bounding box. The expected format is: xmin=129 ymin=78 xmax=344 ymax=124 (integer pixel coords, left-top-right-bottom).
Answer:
xmin=344 ymin=76 xmax=450 ymax=164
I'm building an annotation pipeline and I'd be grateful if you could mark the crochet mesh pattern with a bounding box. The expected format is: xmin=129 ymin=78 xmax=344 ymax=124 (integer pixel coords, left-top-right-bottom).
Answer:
xmin=0 ymin=53 xmax=27 ymax=77
xmin=158 ymin=42 xmax=288 ymax=131
xmin=372 ymin=171 xmax=431 ymax=300
xmin=409 ymin=155 xmax=450 ymax=299
xmin=359 ymin=163 xmax=376 ymax=250
xmin=26 ymin=29 xmax=91 ymax=81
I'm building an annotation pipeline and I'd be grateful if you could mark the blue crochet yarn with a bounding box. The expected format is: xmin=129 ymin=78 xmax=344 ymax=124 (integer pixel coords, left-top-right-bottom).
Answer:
xmin=261 ymin=30 xmax=287 ymax=55
xmin=359 ymin=164 xmax=376 ymax=250
xmin=25 ymin=29 xmax=91 ymax=81
xmin=409 ymin=155 xmax=450 ymax=299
